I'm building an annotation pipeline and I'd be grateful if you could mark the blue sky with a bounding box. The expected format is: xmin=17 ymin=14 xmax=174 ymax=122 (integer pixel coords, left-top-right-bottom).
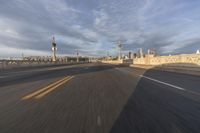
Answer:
xmin=0 ymin=0 xmax=200 ymax=57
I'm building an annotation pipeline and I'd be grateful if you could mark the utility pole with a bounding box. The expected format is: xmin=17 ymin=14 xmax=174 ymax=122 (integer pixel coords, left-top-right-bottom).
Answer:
xmin=51 ymin=36 xmax=57 ymax=62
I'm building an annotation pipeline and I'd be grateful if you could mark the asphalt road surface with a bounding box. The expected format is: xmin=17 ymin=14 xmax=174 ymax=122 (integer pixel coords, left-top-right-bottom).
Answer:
xmin=0 ymin=63 xmax=200 ymax=133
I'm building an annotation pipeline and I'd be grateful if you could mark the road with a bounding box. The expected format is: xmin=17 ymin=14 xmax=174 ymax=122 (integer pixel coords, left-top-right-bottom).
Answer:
xmin=0 ymin=63 xmax=200 ymax=133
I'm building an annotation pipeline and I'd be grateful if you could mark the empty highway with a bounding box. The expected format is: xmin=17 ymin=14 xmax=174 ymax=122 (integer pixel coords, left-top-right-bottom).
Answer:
xmin=0 ymin=63 xmax=200 ymax=133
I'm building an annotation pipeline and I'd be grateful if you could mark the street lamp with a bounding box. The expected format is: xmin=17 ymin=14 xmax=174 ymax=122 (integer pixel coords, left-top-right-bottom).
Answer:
xmin=52 ymin=36 xmax=57 ymax=62
xmin=76 ymin=50 xmax=79 ymax=62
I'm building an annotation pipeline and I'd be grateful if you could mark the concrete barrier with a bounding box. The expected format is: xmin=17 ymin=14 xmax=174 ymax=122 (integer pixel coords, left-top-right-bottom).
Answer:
xmin=0 ymin=60 xmax=89 ymax=71
xmin=134 ymin=54 xmax=200 ymax=65
xmin=130 ymin=64 xmax=200 ymax=76
xmin=102 ymin=60 xmax=123 ymax=65
xmin=102 ymin=59 xmax=133 ymax=65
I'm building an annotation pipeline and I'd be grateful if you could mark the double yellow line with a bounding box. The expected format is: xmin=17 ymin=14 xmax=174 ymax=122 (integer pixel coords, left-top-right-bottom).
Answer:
xmin=22 ymin=76 xmax=74 ymax=100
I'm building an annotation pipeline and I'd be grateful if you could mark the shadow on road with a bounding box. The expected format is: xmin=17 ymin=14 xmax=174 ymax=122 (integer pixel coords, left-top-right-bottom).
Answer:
xmin=110 ymin=63 xmax=200 ymax=133
xmin=0 ymin=63 xmax=127 ymax=87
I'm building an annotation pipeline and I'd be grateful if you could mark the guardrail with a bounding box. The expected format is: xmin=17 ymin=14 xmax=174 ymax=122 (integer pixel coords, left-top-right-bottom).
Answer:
xmin=0 ymin=60 xmax=88 ymax=70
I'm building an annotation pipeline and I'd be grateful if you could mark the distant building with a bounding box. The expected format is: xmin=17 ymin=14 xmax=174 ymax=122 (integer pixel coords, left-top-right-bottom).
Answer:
xmin=128 ymin=52 xmax=132 ymax=59
xmin=148 ymin=49 xmax=156 ymax=56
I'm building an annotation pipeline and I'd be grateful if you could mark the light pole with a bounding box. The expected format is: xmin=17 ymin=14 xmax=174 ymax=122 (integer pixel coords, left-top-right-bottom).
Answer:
xmin=51 ymin=36 xmax=57 ymax=62
xmin=76 ymin=50 xmax=79 ymax=62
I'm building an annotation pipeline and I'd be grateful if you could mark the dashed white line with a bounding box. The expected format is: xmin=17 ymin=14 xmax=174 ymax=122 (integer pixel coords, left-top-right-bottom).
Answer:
xmin=139 ymin=75 xmax=186 ymax=91
xmin=140 ymin=75 xmax=200 ymax=96
xmin=97 ymin=115 xmax=101 ymax=127
xmin=114 ymin=67 xmax=200 ymax=95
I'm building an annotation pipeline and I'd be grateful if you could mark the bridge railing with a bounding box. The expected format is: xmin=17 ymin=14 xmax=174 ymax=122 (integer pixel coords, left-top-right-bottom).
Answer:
xmin=0 ymin=60 xmax=88 ymax=70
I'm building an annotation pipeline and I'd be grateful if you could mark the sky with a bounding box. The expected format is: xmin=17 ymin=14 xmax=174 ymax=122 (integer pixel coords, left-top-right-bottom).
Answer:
xmin=0 ymin=0 xmax=200 ymax=58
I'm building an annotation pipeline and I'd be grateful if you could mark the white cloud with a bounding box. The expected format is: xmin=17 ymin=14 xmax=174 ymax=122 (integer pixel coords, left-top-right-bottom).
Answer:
xmin=0 ymin=0 xmax=200 ymax=57
xmin=0 ymin=45 xmax=50 ymax=58
xmin=43 ymin=0 xmax=80 ymax=13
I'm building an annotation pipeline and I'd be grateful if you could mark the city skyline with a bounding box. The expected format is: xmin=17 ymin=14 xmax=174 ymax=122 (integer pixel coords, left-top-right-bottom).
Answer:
xmin=0 ymin=0 xmax=200 ymax=57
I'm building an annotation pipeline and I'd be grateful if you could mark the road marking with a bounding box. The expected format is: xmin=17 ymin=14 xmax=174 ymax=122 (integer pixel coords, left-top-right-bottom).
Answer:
xmin=140 ymin=75 xmax=200 ymax=96
xmin=22 ymin=76 xmax=69 ymax=100
xmin=140 ymin=75 xmax=185 ymax=91
xmin=97 ymin=115 xmax=102 ymax=127
xmin=22 ymin=76 xmax=72 ymax=100
xmin=115 ymin=67 xmax=200 ymax=96
xmin=35 ymin=76 xmax=74 ymax=99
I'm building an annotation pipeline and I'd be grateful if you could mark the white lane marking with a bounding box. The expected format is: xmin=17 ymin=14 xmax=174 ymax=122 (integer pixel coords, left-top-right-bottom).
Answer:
xmin=140 ymin=75 xmax=200 ymax=96
xmin=114 ymin=67 xmax=200 ymax=95
xmin=97 ymin=115 xmax=101 ymax=127
xmin=140 ymin=75 xmax=186 ymax=91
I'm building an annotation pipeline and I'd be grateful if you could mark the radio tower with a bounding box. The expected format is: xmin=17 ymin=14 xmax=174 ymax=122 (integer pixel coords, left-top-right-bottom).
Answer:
xmin=51 ymin=36 xmax=57 ymax=62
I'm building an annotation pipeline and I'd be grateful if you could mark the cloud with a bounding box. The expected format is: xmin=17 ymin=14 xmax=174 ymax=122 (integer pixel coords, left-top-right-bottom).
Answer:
xmin=0 ymin=45 xmax=50 ymax=58
xmin=0 ymin=0 xmax=200 ymax=57
xmin=161 ymin=37 xmax=200 ymax=54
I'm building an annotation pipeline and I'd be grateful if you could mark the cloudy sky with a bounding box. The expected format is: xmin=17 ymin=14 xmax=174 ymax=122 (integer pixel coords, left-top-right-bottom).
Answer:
xmin=0 ymin=0 xmax=200 ymax=57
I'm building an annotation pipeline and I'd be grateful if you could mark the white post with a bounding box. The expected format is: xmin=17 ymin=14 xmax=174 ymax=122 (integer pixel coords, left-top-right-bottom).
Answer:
xmin=76 ymin=50 xmax=79 ymax=62
xmin=52 ymin=36 xmax=57 ymax=62
xmin=52 ymin=47 xmax=56 ymax=62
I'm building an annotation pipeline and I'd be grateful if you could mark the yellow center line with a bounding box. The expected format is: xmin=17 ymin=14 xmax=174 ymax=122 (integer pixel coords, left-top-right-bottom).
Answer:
xmin=21 ymin=76 xmax=70 ymax=100
xmin=35 ymin=76 xmax=74 ymax=99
